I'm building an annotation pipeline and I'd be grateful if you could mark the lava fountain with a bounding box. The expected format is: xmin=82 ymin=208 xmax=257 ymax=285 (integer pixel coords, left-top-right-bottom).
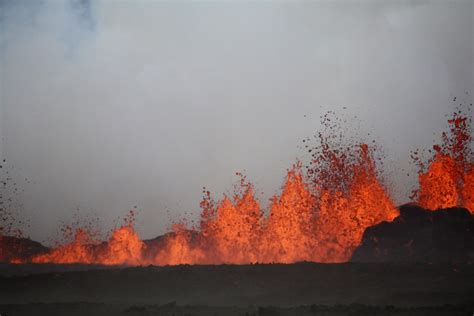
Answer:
xmin=1 ymin=108 xmax=472 ymax=265
xmin=413 ymin=110 xmax=473 ymax=213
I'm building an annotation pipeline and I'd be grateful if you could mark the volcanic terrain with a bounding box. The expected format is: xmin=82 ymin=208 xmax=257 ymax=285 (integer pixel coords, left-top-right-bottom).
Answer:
xmin=1 ymin=110 xmax=473 ymax=315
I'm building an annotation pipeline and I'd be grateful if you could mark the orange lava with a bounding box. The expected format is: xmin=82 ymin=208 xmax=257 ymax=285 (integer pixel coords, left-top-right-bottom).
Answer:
xmin=418 ymin=154 xmax=459 ymax=209
xmin=26 ymin=138 xmax=397 ymax=266
xmin=415 ymin=112 xmax=473 ymax=213
xmin=1 ymin=109 xmax=472 ymax=266
xmin=32 ymin=211 xmax=145 ymax=265
xmin=313 ymin=145 xmax=399 ymax=262
xmin=32 ymin=229 xmax=96 ymax=264
xmin=462 ymin=167 xmax=474 ymax=212
xmin=260 ymin=166 xmax=316 ymax=263
xmin=154 ymin=142 xmax=398 ymax=265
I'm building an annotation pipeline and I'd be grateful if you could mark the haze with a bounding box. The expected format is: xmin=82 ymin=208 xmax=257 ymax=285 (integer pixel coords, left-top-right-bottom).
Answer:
xmin=0 ymin=0 xmax=472 ymax=243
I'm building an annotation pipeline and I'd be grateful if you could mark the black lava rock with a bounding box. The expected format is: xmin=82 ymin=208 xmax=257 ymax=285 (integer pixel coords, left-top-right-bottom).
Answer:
xmin=351 ymin=204 xmax=474 ymax=263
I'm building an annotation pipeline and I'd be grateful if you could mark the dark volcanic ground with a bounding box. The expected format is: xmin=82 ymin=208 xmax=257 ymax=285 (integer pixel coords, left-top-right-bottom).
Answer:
xmin=0 ymin=262 xmax=473 ymax=315
xmin=353 ymin=205 xmax=474 ymax=263
xmin=1 ymin=206 xmax=473 ymax=315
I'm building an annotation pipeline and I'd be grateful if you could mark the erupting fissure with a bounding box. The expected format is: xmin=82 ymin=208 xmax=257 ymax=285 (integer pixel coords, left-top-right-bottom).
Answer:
xmin=1 ymin=109 xmax=472 ymax=265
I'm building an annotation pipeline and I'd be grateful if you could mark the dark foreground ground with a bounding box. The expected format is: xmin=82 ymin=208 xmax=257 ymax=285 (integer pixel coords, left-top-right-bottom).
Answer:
xmin=0 ymin=262 xmax=473 ymax=315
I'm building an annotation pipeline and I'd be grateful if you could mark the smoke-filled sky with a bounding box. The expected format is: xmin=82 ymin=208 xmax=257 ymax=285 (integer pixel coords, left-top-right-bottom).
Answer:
xmin=0 ymin=0 xmax=472 ymax=243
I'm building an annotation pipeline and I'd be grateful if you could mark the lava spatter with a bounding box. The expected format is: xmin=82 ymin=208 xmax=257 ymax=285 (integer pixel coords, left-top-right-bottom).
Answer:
xmin=4 ymin=106 xmax=472 ymax=266
xmin=414 ymin=108 xmax=473 ymax=213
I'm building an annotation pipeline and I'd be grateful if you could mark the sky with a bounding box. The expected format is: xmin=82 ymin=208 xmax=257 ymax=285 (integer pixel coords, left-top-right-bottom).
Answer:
xmin=0 ymin=0 xmax=472 ymax=243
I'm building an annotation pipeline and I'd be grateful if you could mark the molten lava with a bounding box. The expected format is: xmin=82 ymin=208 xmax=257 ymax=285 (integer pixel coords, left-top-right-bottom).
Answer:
xmin=32 ymin=229 xmax=97 ymax=264
xmin=261 ymin=166 xmax=316 ymax=263
xmin=152 ymin=113 xmax=401 ymax=266
xmin=16 ymin=137 xmax=396 ymax=266
xmin=1 ymin=108 xmax=472 ymax=266
xmin=31 ymin=211 xmax=145 ymax=265
xmin=415 ymin=112 xmax=473 ymax=213
xmin=312 ymin=145 xmax=398 ymax=262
